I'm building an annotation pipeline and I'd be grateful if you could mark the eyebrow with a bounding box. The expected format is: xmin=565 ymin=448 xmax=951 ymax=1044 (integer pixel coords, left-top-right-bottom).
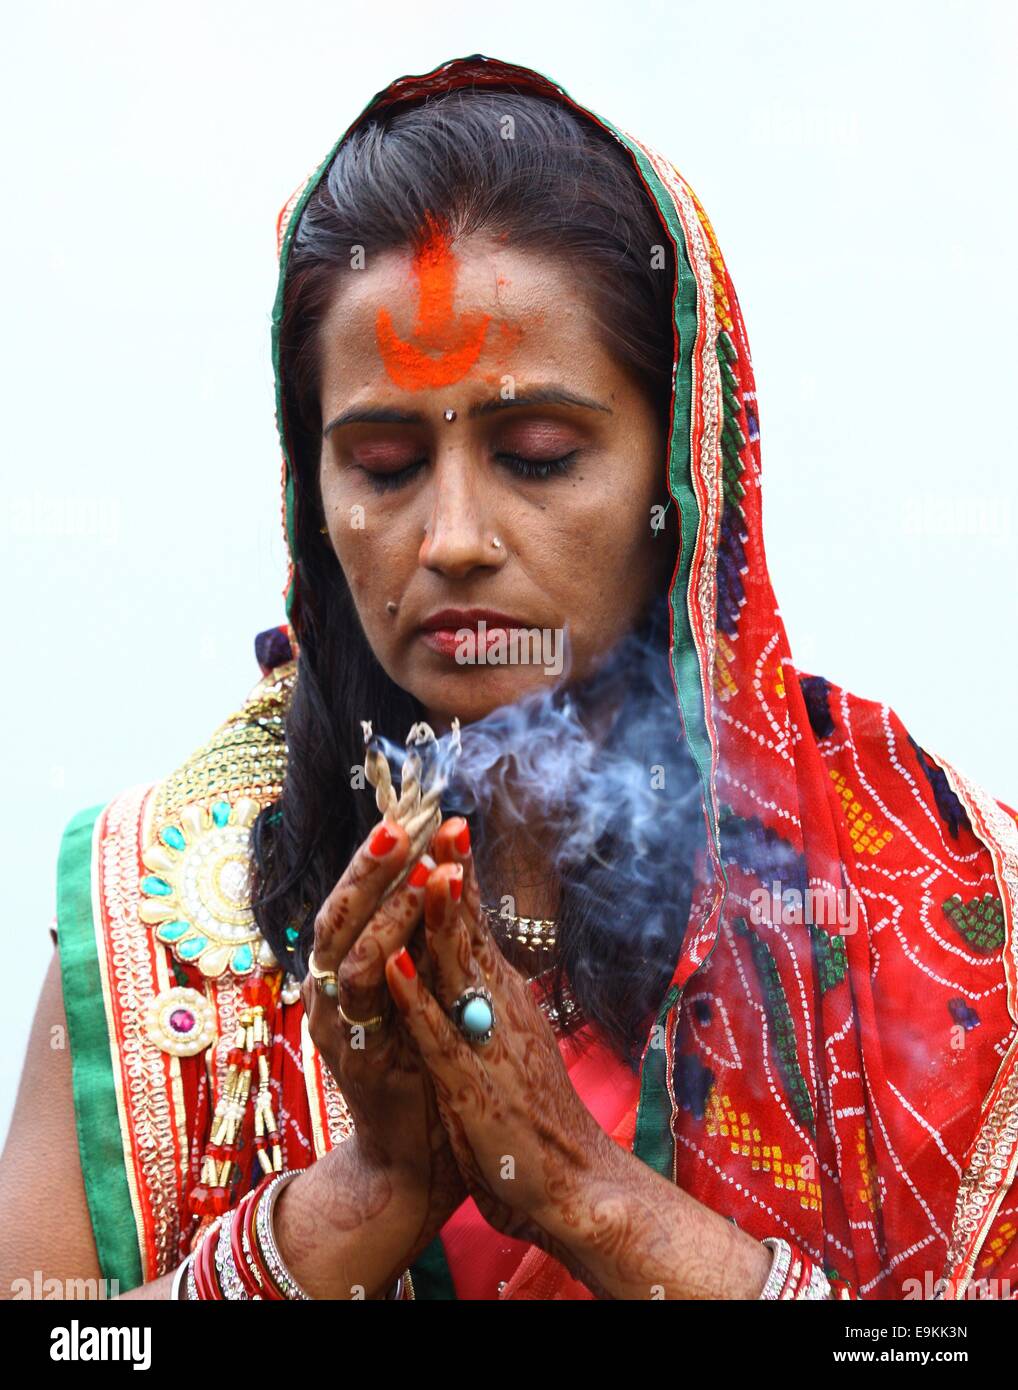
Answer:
xmin=321 ymin=386 xmax=612 ymax=437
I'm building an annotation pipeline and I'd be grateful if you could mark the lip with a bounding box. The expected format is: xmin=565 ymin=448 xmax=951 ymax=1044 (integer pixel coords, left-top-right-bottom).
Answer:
xmin=417 ymin=607 xmax=532 ymax=661
xmin=419 ymin=607 xmax=529 ymax=632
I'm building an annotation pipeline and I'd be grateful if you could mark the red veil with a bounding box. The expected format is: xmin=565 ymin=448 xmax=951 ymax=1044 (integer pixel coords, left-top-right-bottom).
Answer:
xmin=56 ymin=53 xmax=1018 ymax=1300
xmin=272 ymin=54 xmax=1018 ymax=1299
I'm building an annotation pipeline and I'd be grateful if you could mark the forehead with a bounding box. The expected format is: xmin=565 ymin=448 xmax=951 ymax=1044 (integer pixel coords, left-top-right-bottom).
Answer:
xmin=315 ymin=236 xmax=610 ymax=395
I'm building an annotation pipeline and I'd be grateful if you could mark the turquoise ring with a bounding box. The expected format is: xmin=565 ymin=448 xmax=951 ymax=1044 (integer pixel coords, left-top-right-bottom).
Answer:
xmin=450 ymin=985 xmax=496 ymax=1045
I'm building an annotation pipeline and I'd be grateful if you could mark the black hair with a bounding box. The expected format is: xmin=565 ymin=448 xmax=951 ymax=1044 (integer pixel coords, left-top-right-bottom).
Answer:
xmin=249 ymin=86 xmax=701 ymax=1068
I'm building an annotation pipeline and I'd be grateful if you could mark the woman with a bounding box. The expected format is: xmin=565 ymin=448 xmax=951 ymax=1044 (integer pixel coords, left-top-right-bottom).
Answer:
xmin=4 ymin=52 xmax=1017 ymax=1301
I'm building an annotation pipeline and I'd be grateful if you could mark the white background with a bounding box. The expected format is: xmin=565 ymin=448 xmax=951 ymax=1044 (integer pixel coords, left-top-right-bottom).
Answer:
xmin=2 ymin=0 xmax=1015 ymax=1143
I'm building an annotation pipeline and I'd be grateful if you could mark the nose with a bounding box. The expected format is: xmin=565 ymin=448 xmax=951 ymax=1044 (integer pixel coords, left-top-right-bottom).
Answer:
xmin=417 ymin=450 xmax=505 ymax=579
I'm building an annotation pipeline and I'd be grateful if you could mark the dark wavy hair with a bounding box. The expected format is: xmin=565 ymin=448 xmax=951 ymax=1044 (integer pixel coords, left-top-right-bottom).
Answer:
xmin=249 ymin=86 xmax=702 ymax=1068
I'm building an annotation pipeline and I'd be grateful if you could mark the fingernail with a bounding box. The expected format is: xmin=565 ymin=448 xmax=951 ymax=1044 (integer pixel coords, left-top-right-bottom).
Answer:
xmin=369 ymin=823 xmax=398 ymax=857
xmin=449 ymin=865 xmax=464 ymax=901
xmin=408 ymin=853 xmax=436 ymax=888
xmin=393 ymin=946 xmax=416 ymax=980
xmin=453 ymin=821 xmax=471 ymax=855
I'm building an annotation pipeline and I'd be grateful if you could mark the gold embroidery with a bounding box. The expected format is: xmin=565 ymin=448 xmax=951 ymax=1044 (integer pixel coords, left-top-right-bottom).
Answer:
xmin=320 ymin=1056 xmax=356 ymax=1147
xmin=933 ymin=752 xmax=1018 ymax=1295
xmin=301 ymin=1014 xmax=355 ymax=1156
xmin=642 ymin=146 xmax=722 ymax=719
xmin=635 ymin=139 xmax=727 ymax=960
xmin=210 ymin=959 xmax=243 ymax=1113
xmin=150 ymin=663 xmax=294 ymax=829
xmin=97 ymin=784 xmax=185 ymax=1280
xmin=91 ymin=666 xmax=299 ymax=1278
xmin=143 ymin=789 xmax=192 ymax=1246
xmin=139 ymin=797 xmax=271 ymax=979
xmin=940 ymin=1031 xmax=1018 ymax=1296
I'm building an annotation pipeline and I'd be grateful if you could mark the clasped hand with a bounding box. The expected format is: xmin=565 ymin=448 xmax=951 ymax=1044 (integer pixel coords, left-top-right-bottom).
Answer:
xmin=302 ymin=813 xmax=613 ymax=1262
xmin=385 ymin=816 xmax=615 ymax=1252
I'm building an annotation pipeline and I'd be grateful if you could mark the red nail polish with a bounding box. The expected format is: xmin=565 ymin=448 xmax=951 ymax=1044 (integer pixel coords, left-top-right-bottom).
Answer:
xmin=454 ymin=821 xmax=471 ymax=855
xmin=408 ymin=860 xmax=431 ymax=888
xmin=369 ymin=823 xmax=398 ymax=857
xmin=393 ymin=946 xmax=416 ymax=980
xmin=449 ymin=869 xmax=463 ymax=901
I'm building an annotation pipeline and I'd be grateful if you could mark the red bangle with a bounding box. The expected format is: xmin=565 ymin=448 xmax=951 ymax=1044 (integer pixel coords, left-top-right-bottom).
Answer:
xmin=203 ymin=1219 xmax=224 ymax=1300
xmin=789 ymin=1251 xmax=814 ymax=1299
xmin=760 ymin=1238 xmax=845 ymax=1300
xmin=241 ymin=1178 xmax=285 ymax=1299
xmin=229 ymin=1190 xmax=265 ymax=1299
xmin=193 ymin=1217 xmax=224 ymax=1300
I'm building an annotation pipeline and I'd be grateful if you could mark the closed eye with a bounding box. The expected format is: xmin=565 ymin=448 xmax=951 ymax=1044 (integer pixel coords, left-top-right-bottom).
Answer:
xmin=359 ymin=451 xmax=579 ymax=494
xmin=497 ymin=451 xmax=578 ymax=480
xmin=361 ymin=459 xmax=426 ymax=494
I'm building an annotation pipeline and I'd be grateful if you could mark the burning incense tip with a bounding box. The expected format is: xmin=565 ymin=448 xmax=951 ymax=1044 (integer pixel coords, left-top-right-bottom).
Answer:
xmin=362 ymin=717 xmax=463 ymax=896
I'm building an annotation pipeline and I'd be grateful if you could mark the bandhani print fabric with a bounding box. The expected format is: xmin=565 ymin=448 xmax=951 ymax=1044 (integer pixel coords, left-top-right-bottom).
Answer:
xmin=55 ymin=55 xmax=1018 ymax=1300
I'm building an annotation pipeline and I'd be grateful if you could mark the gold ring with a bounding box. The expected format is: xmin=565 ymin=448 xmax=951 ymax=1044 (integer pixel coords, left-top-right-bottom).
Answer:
xmin=337 ymin=998 xmax=386 ymax=1034
xmin=307 ymin=951 xmax=338 ymax=997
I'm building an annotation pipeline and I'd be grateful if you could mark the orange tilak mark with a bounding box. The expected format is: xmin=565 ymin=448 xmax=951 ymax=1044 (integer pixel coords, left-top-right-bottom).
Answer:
xmin=375 ymin=210 xmax=492 ymax=390
xmin=476 ymin=320 xmax=529 ymax=391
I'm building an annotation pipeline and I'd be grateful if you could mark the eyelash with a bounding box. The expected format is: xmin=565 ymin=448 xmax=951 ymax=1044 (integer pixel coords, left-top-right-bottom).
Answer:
xmin=361 ymin=451 xmax=579 ymax=494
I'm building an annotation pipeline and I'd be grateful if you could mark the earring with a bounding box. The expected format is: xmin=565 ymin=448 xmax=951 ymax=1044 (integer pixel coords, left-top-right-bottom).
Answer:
xmin=319 ymin=524 xmax=328 ymax=535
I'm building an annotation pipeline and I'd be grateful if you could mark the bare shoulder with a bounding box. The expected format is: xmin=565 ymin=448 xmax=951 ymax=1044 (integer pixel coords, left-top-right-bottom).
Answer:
xmin=0 ymin=946 xmax=102 ymax=1296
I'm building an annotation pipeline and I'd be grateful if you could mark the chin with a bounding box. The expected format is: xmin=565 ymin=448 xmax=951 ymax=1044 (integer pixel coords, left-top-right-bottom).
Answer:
xmin=410 ymin=664 xmax=563 ymax=728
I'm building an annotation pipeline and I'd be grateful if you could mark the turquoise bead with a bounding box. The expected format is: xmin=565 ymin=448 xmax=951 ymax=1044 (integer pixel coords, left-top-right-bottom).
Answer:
xmin=462 ymin=997 xmax=493 ymax=1036
xmin=230 ymin=944 xmax=254 ymax=974
xmin=160 ymin=826 xmax=186 ymax=852
xmin=155 ymin=920 xmax=190 ymax=942
xmin=212 ymin=801 xmax=231 ymax=827
xmin=178 ymin=935 xmax=208 ymax=960
xmin=141 ymin=874 xmax=172 ymax=897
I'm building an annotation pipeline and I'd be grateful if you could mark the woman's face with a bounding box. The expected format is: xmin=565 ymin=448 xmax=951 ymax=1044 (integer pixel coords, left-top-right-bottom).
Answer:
xmin=316 ymin=233 xmax=674 ymax=729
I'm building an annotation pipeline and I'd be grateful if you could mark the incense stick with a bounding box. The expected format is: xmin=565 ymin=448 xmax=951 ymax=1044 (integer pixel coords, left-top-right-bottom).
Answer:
xmin=360 ymin=718 xmax=462 ymax=899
